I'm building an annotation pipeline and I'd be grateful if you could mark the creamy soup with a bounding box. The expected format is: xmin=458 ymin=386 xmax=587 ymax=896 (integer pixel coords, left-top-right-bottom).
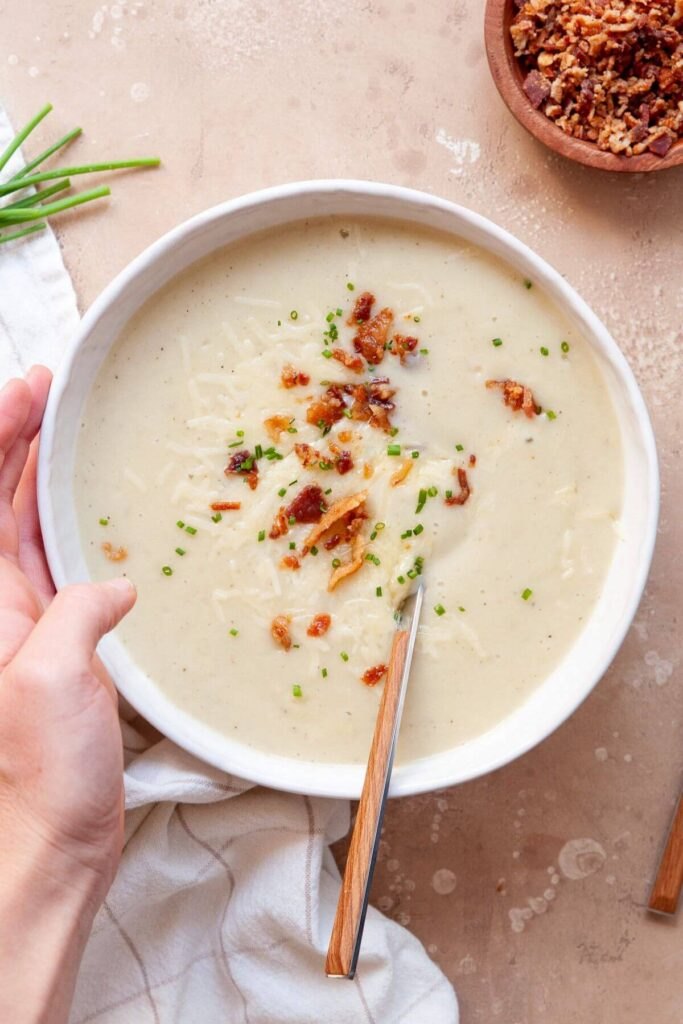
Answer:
xmin=75 ymin=218 xmax=623 ymax=764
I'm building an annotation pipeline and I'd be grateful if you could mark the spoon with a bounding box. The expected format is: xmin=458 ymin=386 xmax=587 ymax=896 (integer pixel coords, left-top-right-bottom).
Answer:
xmin=649 ymin=792 xmax=683 ymax=916
xmin=325 ymin=582 xmax=424 ymax=978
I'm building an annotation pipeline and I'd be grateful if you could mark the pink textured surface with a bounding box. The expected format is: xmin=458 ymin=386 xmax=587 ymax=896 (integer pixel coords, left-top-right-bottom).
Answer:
xmin=2 ymin=3 xmax=681 ymax=1020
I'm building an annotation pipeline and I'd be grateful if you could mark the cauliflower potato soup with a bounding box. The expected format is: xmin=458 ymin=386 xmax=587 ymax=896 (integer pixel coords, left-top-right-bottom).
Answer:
xmin=75 ymin=217 xmax=623 ymax=764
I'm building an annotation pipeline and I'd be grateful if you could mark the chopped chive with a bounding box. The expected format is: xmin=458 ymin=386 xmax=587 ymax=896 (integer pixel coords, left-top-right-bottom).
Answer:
xmin=229 ymin=628 xmax=239 ymax=636
xmin=98 ymin=517 xmax=109 ymax=526
xmin=292 ymin=684 xmax=302 ymax=697
xmin=445 ymin=489 xmax=453 ymax=499
xmin=427 ymin=486 xmax=438 ymax=497
xmin=419 ymin=348 xmax=429 ymax=355
xmin=458 ymin=606 xmax=466 ymax=612
xmin=289 ymin=541 xmax=296 ymax=550
xmin=342 ymin=408 xmax=353 ymax=419
xmin=388 ymin=427 xmax=399 ymax=438
xmin=176 ymin=520 xmax=185 ymax=529
xmin=162 ymin=566 xmax=173 ymax=576
xmin=414 ymin=315 xmax=421 ymax=323
xmin=310 ymin=546 xmax=319 ymax=556
xmin=278 ymin=487 xmax=287 ymax=497
xmin=365 ymin=553 xmax=380 ymax=565
xmin=406 ymin=569 xmax=417 ymax=579
xmin=277 ymin=319 xmax=282 ymax=326
xmin=416 ymin=488 xmax=427 ymax=513
xmin=397 ymin=575 xmax=406 ymax=584
xmin=228 ymin=441 xmax=242 ymax=448
xmin=376 ymin=586 xmax=383 ymax=597
xmin=322 ymin=349 xmax=333 ymax=359
xmin=321 ymin=667 xmax=328 ymax=678
xmin=387 ymin=443 xmax=401 ymax=456
xmin=236 ymin=429 xmax=244 ymax=437
xmin=175 ymin=547 xmax=186 ymax=556
xmin=413 ymin=524 xmax=424 ymax=535
xmin=546 ymin=409 xmax=557 ymax=420
xmin=326 ymin=311 xmax=334 ymax=323
xmin=455 ymin=443 xmax=464 ymax=452
xmin=375 ymin=522 xmax=385 ymax=531
xmin=332 ymin=558 xmax=341 ymax=568
xmin=540 ymin=346 xmax=549 ymax=357
xmin=324 ymin=488 xmax=332 ymax=495
xmin=370 ymin=530 xmax=377 ymax=541
xmin=287 ymin=425 xmax=298 ymax=434
xmin=290 ymin=310 xmax=298 ymax=320
xmin=185 ymin=525 xmax=197 ymax=535
xmin=258 ymin=529 xmax=266 ymax=542
xmin=492 ymin=337 xmax=503 ymax=347
xmin=411 ymin=450 xmax=419 ymax=459
xmin=561 ymin=340 xmax=570 ymax=353
xmin=434 ymin=603 xmax=446 ymax=616
xmin=288 ymin=515 xmax=296 ymax=525
xmin=318 ymin=460 xmax=333 ymax=470
xmin=347 ymin=282 xmax=355 ymax=291
xmin=289 ymin=479 xmax=298 ymax=486
xmin=340 ymin=651 xmax=349 ymax=662
xmin=211 ymin=512 xmax=223 ymax=523
xmin=521 ymin=587 xmax=533 ymax=601
xmin=255 ymin=444 xmax=263 ymax=459
xmin=524 ymin=279 xmax=533 ymax=289
xmin=401 ymin=529 xmax=413 ymax=539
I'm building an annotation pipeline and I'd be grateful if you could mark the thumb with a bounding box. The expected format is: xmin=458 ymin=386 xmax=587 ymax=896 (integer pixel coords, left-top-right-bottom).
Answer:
xmin=11 ymin=579 xmax=136 ymax=683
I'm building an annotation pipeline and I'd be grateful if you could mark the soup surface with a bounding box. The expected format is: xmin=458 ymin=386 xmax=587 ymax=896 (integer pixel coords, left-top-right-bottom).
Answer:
xmin=75 ymin=217 xmax=623 ymax=764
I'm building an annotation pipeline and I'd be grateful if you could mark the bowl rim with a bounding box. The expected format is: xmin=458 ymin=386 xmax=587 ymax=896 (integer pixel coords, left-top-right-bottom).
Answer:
xmin=484 ymin=0 xmax=683 ymax=174
xmin=37 ymin=178 xmax=660 ymax=798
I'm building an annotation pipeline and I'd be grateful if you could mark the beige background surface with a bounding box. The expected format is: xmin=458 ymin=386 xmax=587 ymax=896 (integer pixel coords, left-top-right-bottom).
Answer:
xmin=1 ymin=2 xmax=681 ymax=1020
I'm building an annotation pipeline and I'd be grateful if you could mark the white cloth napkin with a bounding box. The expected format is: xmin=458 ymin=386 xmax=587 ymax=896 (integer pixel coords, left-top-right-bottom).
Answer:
xmin=0 ymin=107 xmax=458 ymax=1024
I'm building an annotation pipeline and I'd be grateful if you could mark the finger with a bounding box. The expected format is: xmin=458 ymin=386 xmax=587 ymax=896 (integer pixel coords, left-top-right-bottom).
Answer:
xmin=14 ymin=438 xmax=55 ymax=607
xmin=0 ymin=368 xmax=51 ymax=557
xmin=10 ymin=578 xmax=137 ymax=686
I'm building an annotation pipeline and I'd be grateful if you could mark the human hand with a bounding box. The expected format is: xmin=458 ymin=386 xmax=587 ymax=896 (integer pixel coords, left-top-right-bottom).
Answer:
xmin=0 ymin=369 xmax=136 ymax=1022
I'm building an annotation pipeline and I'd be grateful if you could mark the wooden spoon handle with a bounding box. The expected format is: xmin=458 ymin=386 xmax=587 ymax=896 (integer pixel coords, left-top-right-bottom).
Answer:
xmin=325 ymin=629 xmax=410 ymax=978
xmin=649 ymin=793 xmax=683 ymax=915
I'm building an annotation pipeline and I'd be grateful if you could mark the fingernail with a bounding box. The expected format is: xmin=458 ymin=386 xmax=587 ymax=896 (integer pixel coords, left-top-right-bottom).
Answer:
xmin=107 ymin=577 xmax=137 ymax=597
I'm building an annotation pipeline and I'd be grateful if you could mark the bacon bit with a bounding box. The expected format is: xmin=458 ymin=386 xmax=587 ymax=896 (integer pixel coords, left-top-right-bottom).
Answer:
xmin=210 ymin=501 xmax=241 ymax=511
xmin=353 ymin=308 xmax=393 ymax=365
xmin=362 ymin=664 xmax=388 ymax=687
xmin=486 ymin=379 xmax=540 ymax=419
xmin=350 ymin=377 xmax=396 ymax=433
xmin=303 ymin=490 xmax=368 ymax=554
xmin=306 ymin=384 xmax=347 ymax=430
xmin=332 ymin=348 xmax=365 ymax=373
xmin=307 ymin=613 xmax=332 ymax=637
xmin=287 ymin=484 xmax=328 ymax=524
xmin=329 ymin=532 xmax=366 ymax=592
xmin=390 ymin=459 xmax=413 ymax=487
xmin=225 ymin=449 xmax=259 ymax=490
xmin=324 ymin=533 xmax=342 ymax=550
xmin=338 ymin=430 xmax=354 ymax=443
xmin=389 ymin=334 xmax=419 ymax=365
xmin=468 ymin=454 xmax=477 ymax=468
xmin=280 ymin=554 xmax=301 ymax=571
xmin=263 ymin=415 xmax=292 ymax=441
xmin=348 ymin=291 xmax=375 ymax=324
xmin=363 ymin=463 xmax=374 ymax=479
xmin=281 ymin=364 xmax=310 ymax=389
xmin=294 ymin=442 xmax=322 ymax=468
xmin=101 ymin=541 xmax=128 ymax=562
xmin=271 ymin=615 xmax=292 ymax=651
xmin=336 ymin=450 xmax=354 ymax=475
xmin=269 ymin=507 xmax=289 ymax=539
xmin=445 ymin=467 xmax=471 ymax=507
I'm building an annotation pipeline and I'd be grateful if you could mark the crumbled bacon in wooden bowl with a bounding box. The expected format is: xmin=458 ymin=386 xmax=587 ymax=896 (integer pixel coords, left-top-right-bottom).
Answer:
xmin=486 ymin=378 xmax=540 ymax=418
xmin=225 ymin=449 xmax=259 ymax=490
xmin=307 ymin=613 xmax=332 ymax=637
xmin=271 ymin=615 xmax=292 ymax=650
xmin=362 ymin=663 xmax=388 ymax=687
xmin=281 ymin=364 xmax=310 ymax=388
xmin=509 ymin=0 xmax=683 ymax=159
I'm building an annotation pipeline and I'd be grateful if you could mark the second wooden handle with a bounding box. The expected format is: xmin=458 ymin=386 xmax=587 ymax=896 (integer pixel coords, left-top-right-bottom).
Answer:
xmin=325 ymin=629 xmax=409 ymax=977
xmin=649 ymin=794 xmax=683 ymax=915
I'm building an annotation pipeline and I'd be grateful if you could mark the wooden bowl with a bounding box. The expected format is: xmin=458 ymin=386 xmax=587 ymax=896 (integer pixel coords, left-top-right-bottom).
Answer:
xmin=484 ymin=0 xmax=683 ymax=173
